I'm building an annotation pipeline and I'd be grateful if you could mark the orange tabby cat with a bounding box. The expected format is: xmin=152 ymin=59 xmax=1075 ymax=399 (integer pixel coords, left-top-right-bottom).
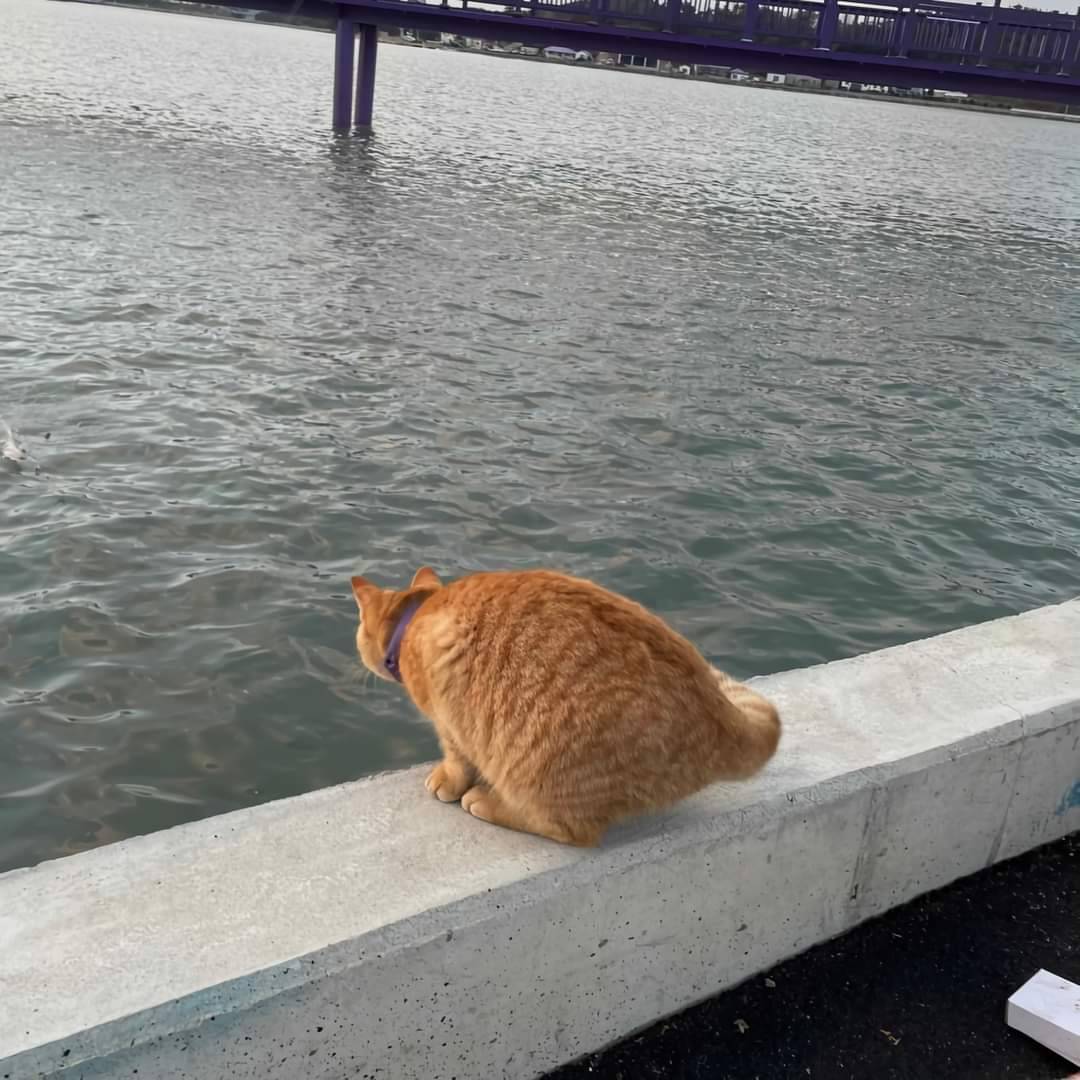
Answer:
xmin=350 ymin=567 xmax=780 ymax=846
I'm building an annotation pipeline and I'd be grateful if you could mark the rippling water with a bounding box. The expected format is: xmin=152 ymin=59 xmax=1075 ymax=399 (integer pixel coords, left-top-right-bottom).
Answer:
xmin=1 ymin=0 xmax=1078 ymax=872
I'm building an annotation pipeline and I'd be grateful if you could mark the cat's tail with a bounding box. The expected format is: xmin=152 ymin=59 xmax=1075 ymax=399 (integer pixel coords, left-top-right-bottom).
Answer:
xmin=710 ymin=667 xmax=782 ymax=780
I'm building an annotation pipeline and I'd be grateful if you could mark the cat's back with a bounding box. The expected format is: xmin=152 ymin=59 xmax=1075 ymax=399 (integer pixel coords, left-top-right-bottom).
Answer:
xmin=435 ymin=568 xmax=708 ymax=680
xmin=444 ymin=568 xmax=660 ymax=627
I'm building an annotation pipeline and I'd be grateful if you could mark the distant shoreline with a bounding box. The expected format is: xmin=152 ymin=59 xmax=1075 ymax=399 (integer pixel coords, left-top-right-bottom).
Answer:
xmin=52 ymin=0 xmax=1079 ymax=122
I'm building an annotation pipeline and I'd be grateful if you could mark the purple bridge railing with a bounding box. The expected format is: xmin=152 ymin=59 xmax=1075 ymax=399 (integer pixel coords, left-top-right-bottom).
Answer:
xmin=220 ymin=0 xmax=1080 ymax=126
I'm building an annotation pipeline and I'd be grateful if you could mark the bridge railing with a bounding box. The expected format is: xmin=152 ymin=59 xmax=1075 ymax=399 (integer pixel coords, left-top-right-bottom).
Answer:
xmin=402 ymin=0 xmax=1080 ymax=74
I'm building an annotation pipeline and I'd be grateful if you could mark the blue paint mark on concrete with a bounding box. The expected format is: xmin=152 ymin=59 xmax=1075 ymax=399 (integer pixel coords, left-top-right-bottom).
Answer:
xmin=1055 ymin=781 xmax=1080 ymax=816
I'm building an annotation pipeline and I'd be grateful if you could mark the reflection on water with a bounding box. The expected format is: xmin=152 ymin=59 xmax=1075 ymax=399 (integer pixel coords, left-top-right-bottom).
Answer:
xmin=1 ymin=0 xmax=1078 ymax=871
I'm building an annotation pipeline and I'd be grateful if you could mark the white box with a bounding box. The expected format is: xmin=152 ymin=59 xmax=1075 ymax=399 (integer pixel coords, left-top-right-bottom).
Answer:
xmin=1007 ymin=969 xmax=1080 ymax=1068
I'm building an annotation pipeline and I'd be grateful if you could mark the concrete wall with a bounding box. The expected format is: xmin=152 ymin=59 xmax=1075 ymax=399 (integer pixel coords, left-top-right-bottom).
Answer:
xmin=2 ymin=600 xmax=1079 ymax=1080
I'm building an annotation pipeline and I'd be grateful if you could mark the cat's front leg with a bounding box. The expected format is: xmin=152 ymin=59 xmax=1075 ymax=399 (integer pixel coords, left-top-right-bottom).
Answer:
xmin=424 ymin=751 xmax=476 ymax=803
xmin=460 ymin=784 xmax=602 ymax=846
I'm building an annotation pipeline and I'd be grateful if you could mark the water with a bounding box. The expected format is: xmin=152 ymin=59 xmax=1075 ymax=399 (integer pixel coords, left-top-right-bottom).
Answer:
xmin=1 ymin=0 xmax=1078 ymax=874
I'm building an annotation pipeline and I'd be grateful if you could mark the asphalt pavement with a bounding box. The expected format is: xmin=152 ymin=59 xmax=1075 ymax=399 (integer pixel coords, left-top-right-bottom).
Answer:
xmin=547 ymin=832 xmax=1080 ymax=1080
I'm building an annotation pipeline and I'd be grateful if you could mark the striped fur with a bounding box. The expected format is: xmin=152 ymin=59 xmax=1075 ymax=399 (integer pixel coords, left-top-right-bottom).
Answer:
xmin=351 ymin=568 xmax=780 ymax=846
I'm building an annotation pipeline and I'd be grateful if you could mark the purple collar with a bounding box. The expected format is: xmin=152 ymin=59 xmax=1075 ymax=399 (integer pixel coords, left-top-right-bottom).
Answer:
xmin=384 ymin=599 xmax=423 ymax=683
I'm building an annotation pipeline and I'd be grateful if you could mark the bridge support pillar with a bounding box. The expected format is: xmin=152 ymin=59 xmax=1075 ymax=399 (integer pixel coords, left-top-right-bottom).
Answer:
xmin=1058 ymin=14 xmax=1080 ymax=76
xmin=977 ymin=0 xmax=1002 ymax=67
xmin=741 ymin=0 xmax=759 ymax=40
xmin=890 ymin=8 xmax=914 ymax=57
xmin=814 ymin=0 xmax=838 ymax=49
xmin=355 ymin=24 xmax=378 ymax=132
xmin=333 ymin=13 xmax=355 ymax=131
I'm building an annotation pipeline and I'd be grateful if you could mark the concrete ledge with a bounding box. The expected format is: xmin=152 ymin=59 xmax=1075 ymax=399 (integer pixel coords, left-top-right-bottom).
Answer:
xmin=2 ymin=601 xmax=1079 ymax=1079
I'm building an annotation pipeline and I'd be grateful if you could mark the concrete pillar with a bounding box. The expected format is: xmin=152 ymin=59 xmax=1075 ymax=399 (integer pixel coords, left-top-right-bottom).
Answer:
xmin=333 ymin=14 xmax=355 ymax=130
xmin=1057 ymin=7 xmax=1080 ymax=76
xmin=977 ymin=0 xmax=1003 ymax=67
xmin=815 ymin=0 xmax=839 ymax=49
xmin=355 ymin=24 xmax=379 ymax=132
xmin=741 ymin=0 xmax=759 ymax=41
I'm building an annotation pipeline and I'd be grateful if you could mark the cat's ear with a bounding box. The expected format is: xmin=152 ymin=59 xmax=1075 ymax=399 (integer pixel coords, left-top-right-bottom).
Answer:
xmin=350 ymin=575 xmax=374 ymax=610
xmin=410 ymin=566 xmax=441 ymax=589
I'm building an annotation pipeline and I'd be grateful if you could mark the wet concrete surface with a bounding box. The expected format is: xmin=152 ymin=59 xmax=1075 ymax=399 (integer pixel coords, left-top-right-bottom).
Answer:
xmin=548 ymin=832 xmax=1080 ymax=1080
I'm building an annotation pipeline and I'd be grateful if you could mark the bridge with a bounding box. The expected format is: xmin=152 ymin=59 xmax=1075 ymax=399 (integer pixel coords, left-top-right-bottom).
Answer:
xmin=234 ymin=0 xmax=1080 ymax=127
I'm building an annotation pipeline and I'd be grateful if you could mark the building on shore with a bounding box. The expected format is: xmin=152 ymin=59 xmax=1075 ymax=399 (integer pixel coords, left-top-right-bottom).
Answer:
xmin=765 ymin=72 xmax=842 ymax=89
xmin=786 ymin=73 xmax=823 ymax=89
xmin=695 ymin=64 xmax=734 ymax=78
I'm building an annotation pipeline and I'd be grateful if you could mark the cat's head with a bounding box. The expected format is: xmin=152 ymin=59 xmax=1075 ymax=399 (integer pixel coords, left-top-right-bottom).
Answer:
xmin=350 ymin=566 xmax=442 ymax=681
